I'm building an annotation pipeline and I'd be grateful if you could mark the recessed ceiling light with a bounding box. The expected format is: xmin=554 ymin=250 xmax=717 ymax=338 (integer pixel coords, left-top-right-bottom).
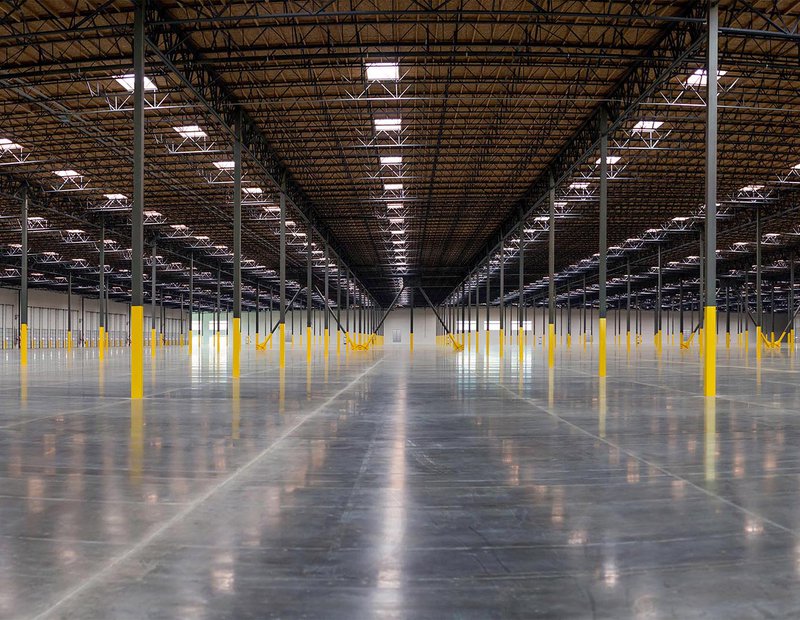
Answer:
xmin=374 ymin=118 xmax=402 ymax=132
xmin=53 ymin=170 xmax=80 ymax=178
xmin=366 ymin=62 xmax=400 ymax=81
xmin=380 ymin=155 xmax=402 ymax=165
xmin=213 ymin=161 xmax=235 ymax=170
xmin=173 ymin=125 xmax=206 ymax=139
xmin=113 ymin=73 xmax=157 ymax=92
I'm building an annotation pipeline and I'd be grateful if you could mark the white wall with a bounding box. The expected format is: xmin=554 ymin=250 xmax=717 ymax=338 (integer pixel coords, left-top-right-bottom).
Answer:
xmin=0 ymin=285 xmax=186 ymax=347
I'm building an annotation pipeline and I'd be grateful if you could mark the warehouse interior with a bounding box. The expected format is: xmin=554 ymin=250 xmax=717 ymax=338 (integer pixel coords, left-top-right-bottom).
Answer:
xmin=3 ymin=0 xmax=800 ymax=617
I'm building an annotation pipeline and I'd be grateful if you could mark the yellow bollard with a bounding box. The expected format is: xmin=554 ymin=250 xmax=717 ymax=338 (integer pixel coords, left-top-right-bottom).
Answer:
xmin=704 ymin=307 xmax=716 ymax=396
xmin=499 ymin=328 xmax=504 ymax=358
xmin=324 ymin=328 xmax=330 ymax=357
xmin=599 ymin=318 xmax=607 ymax=377
xmin=232 ymin=317 xmax=241 ymax=378
xmin=20 ymin=323 xmax=28 ymax=366
xmin=279 ymin=323 xmax=286 ymax=368
xmin=131 ymin=306 xmax=144 ymax=399
xmin=151 ymin=328 xmax=157 ymax=358
xmin=99 ymin=326 xmax=105 ymax=360
xmin=548 ymin=323 xmax=555 ymax=368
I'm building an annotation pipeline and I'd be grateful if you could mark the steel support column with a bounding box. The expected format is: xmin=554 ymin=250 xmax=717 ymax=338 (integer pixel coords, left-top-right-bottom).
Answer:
xmin=704 ymin=0 xmax=719 ymax=396
xmin=130 ymin=0 xmax=145 ymax=398
xmin=548 ymin=172 xmax=556 ymax=368
xmin=19 ymin=186 xmax=28 ymax=365
xmin=232 ymin=111 xmax=242 ymax=378
xmin=279 ymin=177 xmax=287 ymax=367
xmin=598 ymin=108 xmax=608 ymax=377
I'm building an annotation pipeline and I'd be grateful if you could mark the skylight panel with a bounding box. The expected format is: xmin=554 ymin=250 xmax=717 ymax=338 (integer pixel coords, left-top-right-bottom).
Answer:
xmin=113 ymin=73 xmax=157 ymax=92
xmin=0 ymin=138 xmax=22 ymax=150
xmin=380 ymin=155 xmax=402 ymax=165
xmin=632 ymin=120 xmax=663 ymax=132
xmin=595 ymin=156 xmax=621 ymax=165
xmin=374 ymin=118 xmax=402 ymax=132
xmin=173 ymin=125 xmax=207 ymax=139
xmin=53 ymin=170 xmax=80 ymax=178
xmin=685 ymin=68 xmax=727 ymax=87
xmin=213 ymin=161 xmax=235 ymax=170
xmin=366 ymin=62 xmax=400 ymax=81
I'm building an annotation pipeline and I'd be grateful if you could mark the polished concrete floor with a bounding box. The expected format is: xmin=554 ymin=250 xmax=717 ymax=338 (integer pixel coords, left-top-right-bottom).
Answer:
xmin=2 ymin=337 xmax=800 ymax=618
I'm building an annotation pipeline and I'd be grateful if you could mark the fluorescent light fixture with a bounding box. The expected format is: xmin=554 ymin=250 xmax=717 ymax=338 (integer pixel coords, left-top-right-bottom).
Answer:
xmin=672 ymin=216 xmax=689 ymax=222
xmin=366 ymin=62 xmax=400 ymax=81
xmin=170 ymin=224 xmax=188 ymax=230
xmin=214 ymin=245 xmax=228 ymax=250
xmin=173 ymin=125 xmax=206 ymax=139
xmin=384 ymin=183 xmax=403 ymax=191
xmin=285 ymin=220 xmax=296 ymax=226
xmin=534 ymin=216 xmax=549 ymax=222
xmin=632 ymin=120 xmax=663 ymax=132
xmin=740 ymin=184 xmax=764 ymax=192
xmin=686 ymin=68 xmax=727 ymax=87
xmin=380 ymin=155 xmax=402 ymax=165
xmin=53 ymin=170 xmax=80 ymax=178
xmin=392 ymin=240 xmax=406 ymax=245
xmin=194 ymin=235 xmax=210 ymax=240
xmin=570 ymin=181 xmax=590 ymax=189
xmin=113 ymin=73 xmax=157 ymax=92
xmin=213 ymin=161 xmax=235 ymax=170
xmin=374 ymin=118 xmax=402 ymax=132
xmin=386 ymin=203 xmax=404 ymax=209
xmin=104 ymin=193 xmax=126 ymax=200
xmin=390 ymin=229 xmax=406 ymax=234
xmin=143 ymin=210 xmax=161 ymax=217
xmin=389 ymin=217 xmax=404 ymax=224
xmin=595 ymin=156 xmax=621 ymax=165
xmin=243 ymin=187 xmax=262 ymax=194
xmin=0 ymin=138 xmax=22 ymax=150
xmin=65 ymin=229 xmax=84 ymax=234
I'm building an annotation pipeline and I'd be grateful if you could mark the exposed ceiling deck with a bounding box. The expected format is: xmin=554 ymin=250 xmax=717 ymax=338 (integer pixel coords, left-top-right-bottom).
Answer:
xmin=1 ymin=1 xmax=799 ymax=309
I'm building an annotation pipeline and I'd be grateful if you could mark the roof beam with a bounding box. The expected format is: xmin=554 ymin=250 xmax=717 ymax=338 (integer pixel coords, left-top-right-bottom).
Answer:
xmin=142 ymin=0 xmax=376 ymax=307
xmin=456 ymin=0 xmax=707 ymax=292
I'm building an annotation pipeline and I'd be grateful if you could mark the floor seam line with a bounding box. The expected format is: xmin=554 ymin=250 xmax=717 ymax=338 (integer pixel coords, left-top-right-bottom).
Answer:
xmin=29 ymin=356 xmax=384 ymax=620
xmin=495 ymin=381 xmax=800 ymax=541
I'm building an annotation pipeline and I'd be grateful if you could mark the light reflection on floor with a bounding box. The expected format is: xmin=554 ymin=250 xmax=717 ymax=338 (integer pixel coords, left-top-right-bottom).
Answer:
xmin=0 ymin=339 xmax=799 ymax=617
